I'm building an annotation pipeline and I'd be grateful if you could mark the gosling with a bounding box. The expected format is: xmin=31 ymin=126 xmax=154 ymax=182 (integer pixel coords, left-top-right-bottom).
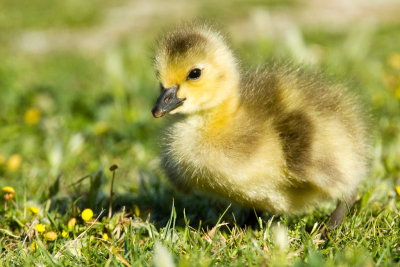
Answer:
xmin=151 ymin=23 xmax=370 ymax=229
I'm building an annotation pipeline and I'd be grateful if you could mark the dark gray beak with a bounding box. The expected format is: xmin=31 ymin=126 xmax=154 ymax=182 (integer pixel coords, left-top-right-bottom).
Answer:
xmin=152 ymin=85 xmax=186 ymax=118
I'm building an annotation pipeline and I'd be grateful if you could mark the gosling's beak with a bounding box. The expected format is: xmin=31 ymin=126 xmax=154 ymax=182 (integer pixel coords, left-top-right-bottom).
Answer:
xmin=152 ymin=85 xmax=186 ymax=118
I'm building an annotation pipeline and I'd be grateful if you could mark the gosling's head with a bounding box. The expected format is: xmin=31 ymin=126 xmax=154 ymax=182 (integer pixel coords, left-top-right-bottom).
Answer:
xmin=152 ymin=24 xmax=240 ymax=118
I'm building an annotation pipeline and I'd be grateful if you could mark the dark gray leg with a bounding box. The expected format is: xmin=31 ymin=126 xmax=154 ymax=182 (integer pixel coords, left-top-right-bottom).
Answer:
xmin=321 ymin=188 xmax=358 ymax=238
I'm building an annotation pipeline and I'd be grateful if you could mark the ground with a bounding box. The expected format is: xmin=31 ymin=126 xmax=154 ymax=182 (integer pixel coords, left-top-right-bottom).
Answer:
xmin=0 ymin=0 xmax=400 ymax=265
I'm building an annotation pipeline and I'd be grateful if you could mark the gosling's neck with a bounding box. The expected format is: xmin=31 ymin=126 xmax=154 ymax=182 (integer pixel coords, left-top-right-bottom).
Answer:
xmin=200 ymin=68 xmax=241 ymax=131
xmin=197 ymin=89 xmax=241 ymax=144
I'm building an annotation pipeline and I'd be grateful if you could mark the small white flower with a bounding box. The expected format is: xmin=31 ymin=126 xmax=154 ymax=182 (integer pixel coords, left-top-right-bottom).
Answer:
xmin=153 ymin=243 xmax=175 ymax=267
xmin=273 ymin=224 xmax=288 ymax=251
xmin=69 ymin=133 xmax=84 ymax=154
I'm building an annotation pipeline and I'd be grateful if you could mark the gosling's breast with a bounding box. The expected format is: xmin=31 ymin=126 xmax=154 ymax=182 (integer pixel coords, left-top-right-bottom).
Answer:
xmin=163 ymin=114 xmax=289 ymax=207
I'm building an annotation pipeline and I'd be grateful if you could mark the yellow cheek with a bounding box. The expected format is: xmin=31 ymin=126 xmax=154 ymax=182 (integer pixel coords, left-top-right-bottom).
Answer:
xmin=177 ymin=87 xmax=186 ymax=99
xmin=178 ymin=80 xmax=207 ymax=100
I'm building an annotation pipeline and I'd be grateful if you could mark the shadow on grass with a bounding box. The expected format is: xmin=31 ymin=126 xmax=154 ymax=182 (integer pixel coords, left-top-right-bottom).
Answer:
xmin=48 ymin=167 xmax=329 ymax=231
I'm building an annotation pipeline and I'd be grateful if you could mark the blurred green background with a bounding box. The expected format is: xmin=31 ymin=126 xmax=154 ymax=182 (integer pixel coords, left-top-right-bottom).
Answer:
xmin=1 ymin=0 xmax=400 ymax=242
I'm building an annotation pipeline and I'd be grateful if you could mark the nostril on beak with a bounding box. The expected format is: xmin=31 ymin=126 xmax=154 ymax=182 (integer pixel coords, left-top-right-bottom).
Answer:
xmin=164 ymin=96 xmax=172 ymax=104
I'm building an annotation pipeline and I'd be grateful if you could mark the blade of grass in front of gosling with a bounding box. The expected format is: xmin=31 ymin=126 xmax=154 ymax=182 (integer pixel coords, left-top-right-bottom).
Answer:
xmin=252 ymin=208 xmax=263 ymax=230
xmin=125 ymin=218 xmax=134 ymax=262
xmin=148 ymin=221 xmax=156 ymax=243
xmin=182 ymin=208 xmax=189 ymax=243
xmin=163 ymin=202 xmax=173 ymax=240
xmin=203 ymin=204 xmax=231 ymax=254
xmin=212 ymin=204 xmax=231 ymax=243
xmin=133 ymin=224 xmax=140 ymax=261
xmin=183 ymin=210 xmax=198 ymax=247
xmin=196 ymin=219 xmax=203 ymax=246
xmin=163 ymin=198 xmax=177 ymax=244
xmin=171 ymin=200 xmax=177 ymax=247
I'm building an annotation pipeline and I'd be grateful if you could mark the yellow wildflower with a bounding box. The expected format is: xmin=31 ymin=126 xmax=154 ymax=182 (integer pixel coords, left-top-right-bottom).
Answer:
xmin=388 ymin=53 xmax=400 ymax=70
xmin=94 ymin=122 xmax=108 ymax=135
xmin=62 ymin=230 xmax=68 ymax=237
xmin=134 ymin=205 xmax=140 ymax=217
xmin=102 ymin=233 xmax=109 ymax=241
xmin=81 ymin=209 xmax=93 ymax=222
xmin=2 ymin=186 xmax=15 ymax=194
xmin=395 ymin=186 xmax=400 ymax=196
xmin=35 ymin=224 xmax=45 ymax=233
xmin=30 ymin=241 xmax=37 ymax=251
xmin=6 ymin=154 xmax=22 ymax=171
xmin=24 ymin=108 xmax=41 ymax=125
xmin=2 ymin=186 xmax=15 ymax=200
xmin=44 ymin=231 xmax=57 ymax=241
xmin=67 ymin=217 xmax=77 ymax=229
xmin=395 ymin=86 xmax=400 ymax=100
xmin=30 ymin=206 xmax=40 ymax=214
xmin=81 ymin=209 xmax=94 ymax=221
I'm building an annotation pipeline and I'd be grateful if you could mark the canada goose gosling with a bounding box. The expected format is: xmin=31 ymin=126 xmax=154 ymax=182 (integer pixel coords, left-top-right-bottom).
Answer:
xmin=151 ymin=23 xmax=370 ymax=230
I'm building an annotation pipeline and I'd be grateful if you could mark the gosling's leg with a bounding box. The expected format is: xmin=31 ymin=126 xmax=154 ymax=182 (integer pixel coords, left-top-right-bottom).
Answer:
xmin=321 ymin=189 xmax=358 ymax=238
xmin=328 ymin=189 xmax=358 ymax=228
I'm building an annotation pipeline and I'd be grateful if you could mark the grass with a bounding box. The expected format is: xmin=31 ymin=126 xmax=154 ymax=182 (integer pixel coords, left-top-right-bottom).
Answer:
xmin=1 ymin=0 xmax=400 ymax=265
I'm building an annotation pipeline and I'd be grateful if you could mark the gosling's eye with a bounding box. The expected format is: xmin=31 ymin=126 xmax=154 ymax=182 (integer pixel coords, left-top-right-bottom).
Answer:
xmin=187 ymin=68 xmax=202 ymax=80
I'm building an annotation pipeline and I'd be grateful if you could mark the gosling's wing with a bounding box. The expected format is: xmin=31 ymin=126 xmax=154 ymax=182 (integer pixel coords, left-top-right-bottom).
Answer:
xmin=239 ymin=62 xmax=370 ymax=183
